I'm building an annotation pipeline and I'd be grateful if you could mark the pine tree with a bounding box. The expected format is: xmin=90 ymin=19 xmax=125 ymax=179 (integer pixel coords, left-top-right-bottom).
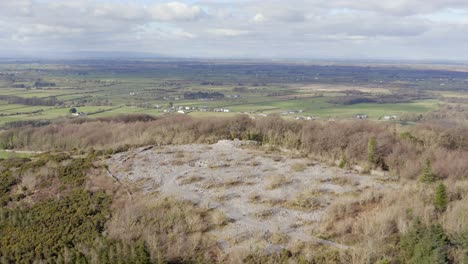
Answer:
xmin=134 ymin=240 xmax=151 ymax=264
xmin=400 ymin=221 xmax=449 ymax=264
xmin=367 ymin=137 xmax=376 ymax=165
xmin=434 ymin=183 xmax=448 ymax=212
xmin=419 ymin=159 xmax=436 ymax=183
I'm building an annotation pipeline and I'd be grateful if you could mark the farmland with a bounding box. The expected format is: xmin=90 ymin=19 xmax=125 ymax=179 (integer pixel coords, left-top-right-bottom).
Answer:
xmin=1 ymin=60 xmax=467 ymax=263
xmin=1 ymin=60 xmax=467 ymax=128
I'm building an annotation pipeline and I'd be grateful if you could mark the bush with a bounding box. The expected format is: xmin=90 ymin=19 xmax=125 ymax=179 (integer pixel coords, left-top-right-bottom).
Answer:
xmin=0 ymin=190 xmax=111 ymax=263
xmin=434 ymin=183 xmax=448 ymax=212
xmin=57 ymin=155 xmax=95 ymax=186
xmin=0 ymin=170 xmax=16 ymax=205
xmin=1 ymin=115 xmax=466 ymax=180
xmin=399 ymin=220 xmax=449 ymax=264
xmin=368 ymin=136 xmax=376 ymax=166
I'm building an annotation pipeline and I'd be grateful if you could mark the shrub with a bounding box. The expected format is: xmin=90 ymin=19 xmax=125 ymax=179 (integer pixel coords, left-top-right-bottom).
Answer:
xmin=368 ymin=136 xmax=376 ymax=166
xmin=338 ymin=157 xmax=346 ymax=169
xmin=57 ymin=155 xmax=94 ymax=186
xmin=0 ymin=170 xmax=16 ymax=205
xmin=0 ymin=190 xmax=111 ymax=263
xmin=434 ymin=183 xmax=448 ymax=212
xmin=399 ymin=220 xmax=449 ymax=264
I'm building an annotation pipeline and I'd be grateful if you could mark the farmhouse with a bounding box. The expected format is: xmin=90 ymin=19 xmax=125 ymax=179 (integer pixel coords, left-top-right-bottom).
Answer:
xmin=214 ymin=108 xmax=230 ymax=113
xmin=383 ymin=115 xmax=397 ymax=120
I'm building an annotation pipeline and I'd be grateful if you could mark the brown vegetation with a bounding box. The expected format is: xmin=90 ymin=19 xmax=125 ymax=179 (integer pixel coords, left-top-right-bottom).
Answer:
xmin=2 ymin=114 xmax=466 ymax=181
xmin=0 ymin=114 xmax=467 ymax=263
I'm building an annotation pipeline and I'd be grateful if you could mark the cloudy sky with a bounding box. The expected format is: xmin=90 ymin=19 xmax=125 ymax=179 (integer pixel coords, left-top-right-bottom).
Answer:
xmin=1 ymin=0 xmax=468 ymax=60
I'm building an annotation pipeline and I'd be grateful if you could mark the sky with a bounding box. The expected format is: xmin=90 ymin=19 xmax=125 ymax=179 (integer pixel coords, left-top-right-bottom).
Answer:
xmin=1 ymin=0 xmax=468 ymax=61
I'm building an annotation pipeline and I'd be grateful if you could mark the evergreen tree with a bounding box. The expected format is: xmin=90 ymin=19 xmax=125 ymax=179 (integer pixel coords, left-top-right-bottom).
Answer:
xmin=434 ymin=183 xmax=448 ymax=212
xmin=134 ymin=240 xmax=151 ymax=264
xmin=419 ymin=159 xmax=436 ymax=183
xmin=99 ymin=248 xmax=110 ymax=264
xmin=368 ymin=136 xmax=376 ymax=165
xmin=400 ymin=221 xmax=449 ymax=264
xmin=74 ymin=253 xmax=88 ymax=264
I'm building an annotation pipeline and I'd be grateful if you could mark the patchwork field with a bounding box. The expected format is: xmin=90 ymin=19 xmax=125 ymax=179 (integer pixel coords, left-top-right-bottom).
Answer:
xmin=1 ymin=60 xmax=467 ymax=128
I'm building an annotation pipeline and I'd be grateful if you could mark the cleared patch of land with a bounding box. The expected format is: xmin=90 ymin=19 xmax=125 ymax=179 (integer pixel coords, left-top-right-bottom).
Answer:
xmin=107 ymin=140 xmax=395 ymax=254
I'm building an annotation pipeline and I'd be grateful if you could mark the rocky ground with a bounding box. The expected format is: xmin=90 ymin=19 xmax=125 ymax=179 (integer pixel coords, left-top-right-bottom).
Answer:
xmin=107 ymin=140 xmax=395 ymax=254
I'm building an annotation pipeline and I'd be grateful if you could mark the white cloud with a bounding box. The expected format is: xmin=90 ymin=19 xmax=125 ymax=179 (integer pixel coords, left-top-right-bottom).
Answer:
xmin=209 ymin=28 xmax=250 ymax=37
xmin=92 ymin=2 xmax=146 ymax=21
xmin=0 ymin=0 xmax=467 ymax=60
xmin=0 ymin=0 xmax=33 ymax=16
xmin=253 ymin=13 xmax=266 ymax=23
xmin=150 ymin=2 xmax=205 ymax=21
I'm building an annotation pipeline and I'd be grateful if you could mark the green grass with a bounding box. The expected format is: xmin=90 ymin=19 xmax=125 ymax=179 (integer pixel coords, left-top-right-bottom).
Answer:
xmin=90 ymin=106 xmax=163 ymax=117
xmin=240 ymin=97 xmax=439 ymax=119
xmin=0 ymin=150 xmax=33 ymax=159
xmin=0 ymin=106 xmax=116 ymax=126
xmin=0 ymin=63 xmax=451 ymax=124
xmin=187 ymin=111 xmax=237 ymax=118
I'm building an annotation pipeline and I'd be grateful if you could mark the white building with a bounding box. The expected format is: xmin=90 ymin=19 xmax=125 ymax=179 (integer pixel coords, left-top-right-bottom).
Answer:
xmin=383 ymin=115 xmax=397 ymax=120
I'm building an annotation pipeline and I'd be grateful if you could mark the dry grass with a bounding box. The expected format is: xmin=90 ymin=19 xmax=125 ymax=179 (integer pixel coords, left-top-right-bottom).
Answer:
xmin=268 ymin=232 xmax=290 ymax=245
xmin=214 ymin=193 xmax=240 ymax=202
xmin=171 ymin=159 xmax=185 ymax=166
xmin=291 ymin=162 xmax=307 ymax=172
xmin=227 ymin=231 xmax=253 ymax=246
xmin=174 ymin=151 xmax=185 ymax=158
xmin=253 ymin=209 xmax=275 ymax=220
xmin=248 ymin=193 xmax=262 ymax=203
xmin=107 ymin=196 xmax=217 ymax=262
xmin=202 ymin=177 xmax=244 ymax=189
xmin=286 ymin=192 xmax=324 ymax=211
xmin=211 ymin=210 xmax=230 ymax=226
xmin=247 ymin=193 xmax=286 ymax=207
xmin=321 ymin=176 xmax=357 ymax=186
xmin=20 ymin=170 xmax=39 ymax=190
xmin=208 ymin=162 xmax=231 ymax=169
xmin=179 ymin=175 xmax=204 ymax=185
xmin=442 ymin=195 xmax=468 ymax=235
xmin=272 ymin=156 xmax=283 ymax=162
xmin=251 ymin=160 xmax=261 ymax=167
xmin=265 ymin=175 xmax=292 ymax=190
xmin=314 ymin=181 xmax=468 ymax=263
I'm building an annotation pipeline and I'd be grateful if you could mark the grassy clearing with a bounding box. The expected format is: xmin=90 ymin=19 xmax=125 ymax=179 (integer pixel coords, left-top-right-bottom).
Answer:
xmin=0 ymin=150 xmax=33 ymax=159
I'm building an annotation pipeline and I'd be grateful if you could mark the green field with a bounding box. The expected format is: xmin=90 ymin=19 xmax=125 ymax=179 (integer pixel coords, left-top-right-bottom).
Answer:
xmin=1 ymin=60 xmax=466 ymax=127
xmin=252 ymin=97 xmax=439 ymax=118
xmin=0 ymin=150 xmax=34 ymax=159
xmin=0 ymin=106 xmax=117 ymax=126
